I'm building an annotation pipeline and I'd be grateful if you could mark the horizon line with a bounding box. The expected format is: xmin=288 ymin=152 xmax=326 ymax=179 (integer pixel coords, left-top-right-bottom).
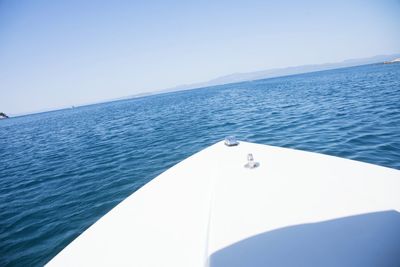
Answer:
xmin=4 ymin=55 xmax=399 ymax=118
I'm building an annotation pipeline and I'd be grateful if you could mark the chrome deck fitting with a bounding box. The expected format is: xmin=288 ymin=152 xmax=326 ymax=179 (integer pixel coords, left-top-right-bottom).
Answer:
xmin=245 ymin=153 xmax=259 ymax=169
xmin=224 ymin=136 xmax=239 ymax=146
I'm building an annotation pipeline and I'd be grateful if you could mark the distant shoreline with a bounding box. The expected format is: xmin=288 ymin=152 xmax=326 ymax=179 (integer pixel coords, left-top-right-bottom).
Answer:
xmin=383 ymin=58 xmax=400 ymax=64
xmin=6 ymin=57 xmax=400 ymax=118
xmin=0 ymin=112 xmax=9 ymax=119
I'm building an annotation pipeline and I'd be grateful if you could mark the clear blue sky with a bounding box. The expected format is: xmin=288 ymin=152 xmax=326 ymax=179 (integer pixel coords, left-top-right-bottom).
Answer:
xmin=1 ymin=0 xmax=399 ymax=115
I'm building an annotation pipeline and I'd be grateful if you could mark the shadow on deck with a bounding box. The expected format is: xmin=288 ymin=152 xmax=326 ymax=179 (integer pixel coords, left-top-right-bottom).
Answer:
xmin=210 ymin=210 xmax=400 ymax=267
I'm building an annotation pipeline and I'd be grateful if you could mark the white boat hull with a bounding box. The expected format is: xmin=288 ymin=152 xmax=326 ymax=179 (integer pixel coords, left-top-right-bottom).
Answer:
xmin=47 ymin=141 xmax=400 ymax=266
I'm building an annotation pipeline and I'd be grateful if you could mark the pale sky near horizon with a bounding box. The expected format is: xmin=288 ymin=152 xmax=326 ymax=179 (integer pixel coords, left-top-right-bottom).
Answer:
xmin=1 ymin=0 xmax=399 ymax=115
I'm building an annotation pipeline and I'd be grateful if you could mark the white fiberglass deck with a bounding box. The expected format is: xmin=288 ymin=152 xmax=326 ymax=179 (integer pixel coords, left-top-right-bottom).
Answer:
xmin=47 ymin=141 xmax=400 ymax=267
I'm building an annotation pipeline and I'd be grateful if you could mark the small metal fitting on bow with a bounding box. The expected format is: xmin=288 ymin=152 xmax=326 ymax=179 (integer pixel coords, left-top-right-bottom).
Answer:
xmin=245 ymin=153 xmax=259 ymax=169
xmin=224 ymin=136 xmax=239 ymax=147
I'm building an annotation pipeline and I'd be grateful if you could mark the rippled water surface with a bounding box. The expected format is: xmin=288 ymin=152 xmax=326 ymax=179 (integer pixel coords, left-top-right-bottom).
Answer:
xmin=1 ymin=63 xmax=400 ymax=266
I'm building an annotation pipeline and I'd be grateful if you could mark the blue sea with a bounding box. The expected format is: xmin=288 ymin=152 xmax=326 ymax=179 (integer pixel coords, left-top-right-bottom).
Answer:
xmin=1 ymin=63 xmax=399 ymax=266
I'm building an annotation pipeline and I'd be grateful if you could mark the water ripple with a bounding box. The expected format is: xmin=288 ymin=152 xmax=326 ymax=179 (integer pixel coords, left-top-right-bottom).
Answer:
xmin=0 ymin=63 xmax=400 ymax=266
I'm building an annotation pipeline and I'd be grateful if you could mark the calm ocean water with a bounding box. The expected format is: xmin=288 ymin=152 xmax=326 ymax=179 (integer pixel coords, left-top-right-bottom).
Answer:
xmin=1 ymin=63 xmax=399 ymax=266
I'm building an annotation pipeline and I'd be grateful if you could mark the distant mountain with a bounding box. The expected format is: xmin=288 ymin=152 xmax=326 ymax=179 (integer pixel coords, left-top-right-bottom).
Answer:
xmin=157 ymin=53 xmax=400 ymax=94
xmin=12 ymin=53 xmax=400 ymax=117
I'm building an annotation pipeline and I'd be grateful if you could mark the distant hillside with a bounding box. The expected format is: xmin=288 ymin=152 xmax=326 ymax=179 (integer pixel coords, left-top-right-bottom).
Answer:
xmin=158 ymin=53 xmax=400 ymax=94
xmin=0 ymin=112 xmax=9 ymax=119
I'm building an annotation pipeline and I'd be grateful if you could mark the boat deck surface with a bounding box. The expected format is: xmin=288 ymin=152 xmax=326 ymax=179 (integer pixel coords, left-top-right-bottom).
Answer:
xmin=47 ymin=141 xmax=400 ymax=267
